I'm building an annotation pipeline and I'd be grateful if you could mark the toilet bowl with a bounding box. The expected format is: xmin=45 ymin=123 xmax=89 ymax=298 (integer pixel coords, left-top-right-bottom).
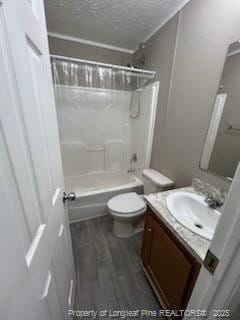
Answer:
xmin=107 ymin=169 xmax=174 ymax=238
xmin=108 ymin=192 xmax=146 ymax=238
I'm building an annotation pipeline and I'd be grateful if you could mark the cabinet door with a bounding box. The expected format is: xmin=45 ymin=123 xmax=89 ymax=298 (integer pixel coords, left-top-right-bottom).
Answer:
xmin=142 ymin=210 xmax=200 ymax=311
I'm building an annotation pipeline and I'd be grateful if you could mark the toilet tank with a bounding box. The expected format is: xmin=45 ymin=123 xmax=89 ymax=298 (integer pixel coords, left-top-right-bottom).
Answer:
xmin=142 ymin=169 xmax=174 ymax=194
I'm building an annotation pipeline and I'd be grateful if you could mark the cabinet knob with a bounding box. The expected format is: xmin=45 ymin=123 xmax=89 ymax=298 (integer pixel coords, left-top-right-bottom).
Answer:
xmin=148 ymin=227 xmax=152 ymax=232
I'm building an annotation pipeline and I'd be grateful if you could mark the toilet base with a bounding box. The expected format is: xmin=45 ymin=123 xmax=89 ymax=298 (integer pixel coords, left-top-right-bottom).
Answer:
xmin=113 ymin=220 xmax=133 ymax=238
xmin=134 ymin=218 xmax=145 ymax=234
xmin=112 ymin=217 xmax=144 ymax=238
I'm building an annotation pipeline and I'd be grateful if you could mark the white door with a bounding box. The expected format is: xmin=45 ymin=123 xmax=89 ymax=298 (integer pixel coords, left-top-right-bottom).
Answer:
xmin=0 ymin=0 xmax=75 ymax=319
xmin=186 ymin=164 xmax=240 ymax=318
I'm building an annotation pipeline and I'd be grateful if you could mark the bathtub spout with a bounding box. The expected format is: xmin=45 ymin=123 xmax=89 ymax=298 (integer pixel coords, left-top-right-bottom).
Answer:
xmin=130 ymin=153 xmax=138 ymax=163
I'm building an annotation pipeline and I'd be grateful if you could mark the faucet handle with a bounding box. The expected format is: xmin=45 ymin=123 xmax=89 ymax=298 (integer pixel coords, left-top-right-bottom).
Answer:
xmin=205 ymin=193 xmax=223 ymax=209
xmin=130 ymin=153 xmax=138 ymax=163
xmin=205 ymin=193 xmax=213 ymax=202
xmin=205 ymin=195 xmax=212 ymax=203
xmin=206 ymin=192 xmax=213 ymax=199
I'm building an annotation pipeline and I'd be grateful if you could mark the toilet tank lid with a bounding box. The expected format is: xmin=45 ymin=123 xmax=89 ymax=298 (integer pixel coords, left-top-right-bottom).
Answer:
xmin=142 ymin=169 xmax=174 ymax=187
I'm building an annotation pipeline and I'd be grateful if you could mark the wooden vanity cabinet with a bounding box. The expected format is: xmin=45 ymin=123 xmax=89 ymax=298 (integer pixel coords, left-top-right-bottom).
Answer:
xmin=141 ymin=207 xmax=201 ymax=314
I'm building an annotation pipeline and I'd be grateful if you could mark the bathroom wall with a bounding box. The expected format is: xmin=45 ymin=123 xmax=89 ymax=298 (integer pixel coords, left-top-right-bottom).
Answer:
xmin=48 ymin=36 xmax=133 ymax=66
xmin=134 ymin=0 xmax=240 ymax=190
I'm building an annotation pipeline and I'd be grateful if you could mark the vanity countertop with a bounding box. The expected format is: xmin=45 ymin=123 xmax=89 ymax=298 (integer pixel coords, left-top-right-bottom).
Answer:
xmin=144 ymin=186 xmax=210 ymax=262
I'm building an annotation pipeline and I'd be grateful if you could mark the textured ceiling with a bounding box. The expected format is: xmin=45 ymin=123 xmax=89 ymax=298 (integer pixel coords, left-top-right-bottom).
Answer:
xmin=45 ymin=0 xmax=191 ymax=51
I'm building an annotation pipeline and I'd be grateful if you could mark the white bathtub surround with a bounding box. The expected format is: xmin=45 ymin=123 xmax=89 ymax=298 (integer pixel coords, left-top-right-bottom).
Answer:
xmin=52 ymin=58 xmax=160 ymax=222
xmin=104 ymin=140 xmax=125 ymax=171
xmin=53 ymin=84 xmax=159 ymax=221
xmin=56 ymin=86 xmax=132 ymax=176
xmin=55 ymin=84 xmax=159 ymax=178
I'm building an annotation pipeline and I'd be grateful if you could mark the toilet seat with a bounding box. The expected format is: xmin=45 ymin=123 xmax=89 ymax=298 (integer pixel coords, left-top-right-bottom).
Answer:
xmin=107 ymin=192 xmax=146 ymax=215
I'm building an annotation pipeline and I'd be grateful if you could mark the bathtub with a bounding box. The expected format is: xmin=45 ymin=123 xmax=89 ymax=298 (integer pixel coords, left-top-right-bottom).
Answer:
xmin=65 ymin=171 xmax=143 ymax=223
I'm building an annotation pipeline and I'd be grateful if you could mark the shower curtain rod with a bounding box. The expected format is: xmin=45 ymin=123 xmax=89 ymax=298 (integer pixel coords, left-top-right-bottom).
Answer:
xmin=50 ymin=54 xmax=156 ymax=77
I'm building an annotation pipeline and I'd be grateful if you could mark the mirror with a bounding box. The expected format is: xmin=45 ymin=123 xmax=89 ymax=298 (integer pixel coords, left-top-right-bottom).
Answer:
xmin=200 ymin=40 xmax=240 ymax=180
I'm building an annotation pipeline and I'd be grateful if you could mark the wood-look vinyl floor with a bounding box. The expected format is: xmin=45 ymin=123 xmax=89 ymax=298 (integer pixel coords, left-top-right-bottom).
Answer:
xmin=70 ymin=215 xmax=165 ymax=319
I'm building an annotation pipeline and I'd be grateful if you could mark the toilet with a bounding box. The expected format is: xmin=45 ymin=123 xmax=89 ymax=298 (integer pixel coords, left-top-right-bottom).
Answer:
xmin=107 ymin=169 xmax=174 ymax=238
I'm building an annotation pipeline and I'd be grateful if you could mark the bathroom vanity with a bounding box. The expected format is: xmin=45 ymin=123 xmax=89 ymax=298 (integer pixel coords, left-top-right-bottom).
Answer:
xmin=141 ymin=187 xmax=211 ymax=315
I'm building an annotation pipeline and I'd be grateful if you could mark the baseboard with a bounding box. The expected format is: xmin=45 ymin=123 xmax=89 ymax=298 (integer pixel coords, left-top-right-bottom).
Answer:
xmin=69 ymin=211 xmax=109 ymax=224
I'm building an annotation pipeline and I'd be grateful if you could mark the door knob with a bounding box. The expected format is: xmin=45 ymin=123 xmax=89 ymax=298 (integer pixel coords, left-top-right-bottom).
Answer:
xmin=63 ymin=192 xmax=76 ymax=203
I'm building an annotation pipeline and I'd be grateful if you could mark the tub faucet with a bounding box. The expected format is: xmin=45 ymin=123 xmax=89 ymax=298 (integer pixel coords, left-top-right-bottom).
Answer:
xmin=205 ymin=194 xmax=223 ymax=209
xmin=130 ymin=153 xmax=138 ymax=163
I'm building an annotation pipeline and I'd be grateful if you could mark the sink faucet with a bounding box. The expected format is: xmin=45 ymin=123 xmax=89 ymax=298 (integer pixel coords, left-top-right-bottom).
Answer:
xmin=205 ymin=194 xmax=223 ymax=209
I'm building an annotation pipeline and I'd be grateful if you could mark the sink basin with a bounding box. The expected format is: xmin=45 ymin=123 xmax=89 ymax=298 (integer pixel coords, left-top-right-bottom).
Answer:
xmin=166 ymin=191 xmax=221 ymax=240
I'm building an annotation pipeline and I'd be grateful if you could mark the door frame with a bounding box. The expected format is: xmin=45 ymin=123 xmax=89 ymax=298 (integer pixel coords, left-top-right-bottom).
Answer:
xmin=186 ymin=163 xmax=240 ymax=318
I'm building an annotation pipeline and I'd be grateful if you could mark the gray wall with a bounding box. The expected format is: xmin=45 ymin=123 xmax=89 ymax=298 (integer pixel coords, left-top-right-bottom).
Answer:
xmin=134 ymin=0 xmax=240 ymax=190
xmin=48 ymin=36 xmax=133 ymax=66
